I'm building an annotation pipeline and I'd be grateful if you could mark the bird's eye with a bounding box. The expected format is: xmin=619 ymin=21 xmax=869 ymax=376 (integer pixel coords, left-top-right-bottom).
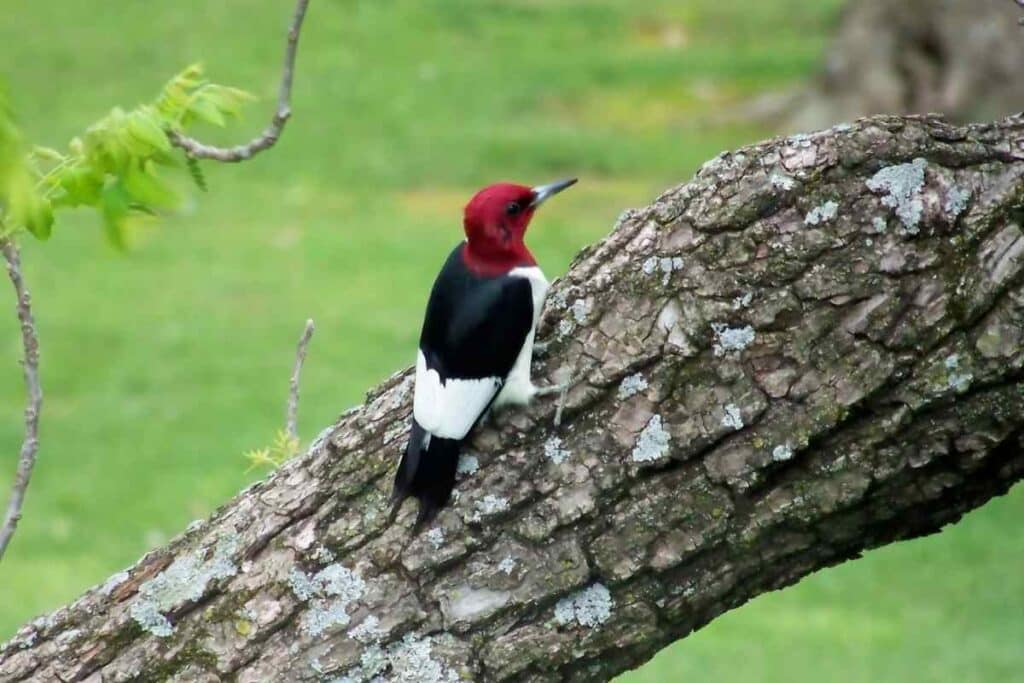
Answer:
xmin=505 ymin=201 xmax=521 ymax=216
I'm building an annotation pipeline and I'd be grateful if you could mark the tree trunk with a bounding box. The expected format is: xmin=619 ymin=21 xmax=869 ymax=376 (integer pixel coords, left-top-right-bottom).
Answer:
xmin=2 ymin=113 xmax=1024 ymax=682
xmin=786 ymin=0 xmax=1024 ymax=131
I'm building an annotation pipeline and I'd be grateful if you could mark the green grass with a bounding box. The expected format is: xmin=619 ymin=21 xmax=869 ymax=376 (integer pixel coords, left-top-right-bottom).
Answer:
xmin=1 ymin=1 xmax=1021 ymax=680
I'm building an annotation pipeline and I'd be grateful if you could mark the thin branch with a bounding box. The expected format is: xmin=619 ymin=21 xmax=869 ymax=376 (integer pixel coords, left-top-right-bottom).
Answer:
xmin=287 ymin=319 xmax=315 ymax=441
xmin=169 ymin=0 xmax=312 ymax=162
xmin=0 ymin=239 xmax=42 ymax=560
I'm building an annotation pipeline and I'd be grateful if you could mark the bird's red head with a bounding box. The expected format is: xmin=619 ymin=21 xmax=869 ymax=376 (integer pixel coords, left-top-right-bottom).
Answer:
xmin=462 ymin=178 xmax=577 ymax=276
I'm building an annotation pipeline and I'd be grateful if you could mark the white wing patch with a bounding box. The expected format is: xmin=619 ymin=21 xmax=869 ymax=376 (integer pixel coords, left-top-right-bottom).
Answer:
xmin=414 ymin=350 xmax=501 ymax=439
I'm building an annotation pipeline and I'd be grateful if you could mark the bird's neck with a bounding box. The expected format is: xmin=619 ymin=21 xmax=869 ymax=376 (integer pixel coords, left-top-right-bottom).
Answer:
xmin=462 ymin=240 xmax=536 ymax=277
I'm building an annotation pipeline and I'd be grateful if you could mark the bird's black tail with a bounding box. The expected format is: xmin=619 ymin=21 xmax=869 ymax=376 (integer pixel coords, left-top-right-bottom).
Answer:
xmin=390 ymin=419 xmax=461 ymax=531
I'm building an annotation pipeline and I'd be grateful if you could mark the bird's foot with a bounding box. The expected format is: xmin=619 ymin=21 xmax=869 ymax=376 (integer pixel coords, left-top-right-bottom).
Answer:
xmin=534 ymin=363 xmax=592 ymax=426
xmin=533 ymin=380 xmax=572 ymax=397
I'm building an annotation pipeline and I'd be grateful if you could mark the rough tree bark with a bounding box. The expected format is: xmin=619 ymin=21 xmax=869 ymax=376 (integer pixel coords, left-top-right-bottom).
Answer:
xmin=2 ymin=113 xmax=1023 ymax=682
xmin=783 ymin=0 xmax=1024 ymax=131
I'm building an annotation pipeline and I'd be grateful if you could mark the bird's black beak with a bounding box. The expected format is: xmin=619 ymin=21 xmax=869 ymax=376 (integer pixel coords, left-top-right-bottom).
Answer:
xmin=529 ymin=177 xmax=577 ymax=208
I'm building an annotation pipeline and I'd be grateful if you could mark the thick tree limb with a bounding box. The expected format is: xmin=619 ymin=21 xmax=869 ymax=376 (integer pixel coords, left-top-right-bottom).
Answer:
xmin=3 ymin=114 xmax=1024 ymax=681
xmin=0 ymin=239 xmax=42 ymax=562
xmin=168 ymin=0 xmax=311 ymax=162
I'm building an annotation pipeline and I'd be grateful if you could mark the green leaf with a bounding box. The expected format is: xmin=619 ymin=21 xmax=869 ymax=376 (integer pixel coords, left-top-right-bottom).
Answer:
xmin=123 ymin=162 xmax=179 ymax=210
xmin=14 ymin=192 xmax=54 ymax=240
xmin=101 ymin=180 xmax=131 ymax=249
xmin=187 ymin=97 xmax=226 ymax=127
xmin=126 ymin=110 xmax=171 ymax=153
xmin=23 ymin=196 xmax=54 ymax=239
xmin=0 ymin=80 xmax=26 ymax=206
xmin=185 ymin=156 xmax=207 ymax=192
xmin=56 ymin=166 xmax=103 ymax=207
xmin=202 ymin=85 xmax=256 ymax=119
xmin=7 ymin=176 xmax=54 ymax=240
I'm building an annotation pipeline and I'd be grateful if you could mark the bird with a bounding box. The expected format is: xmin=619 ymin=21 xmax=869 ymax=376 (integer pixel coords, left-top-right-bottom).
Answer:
xmin=389 ymin=177 xmax=578 ymax=530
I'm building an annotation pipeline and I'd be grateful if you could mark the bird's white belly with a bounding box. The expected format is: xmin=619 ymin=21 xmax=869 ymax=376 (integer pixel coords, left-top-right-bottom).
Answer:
xmin=493 ymin=266 xmax=548 ymax=407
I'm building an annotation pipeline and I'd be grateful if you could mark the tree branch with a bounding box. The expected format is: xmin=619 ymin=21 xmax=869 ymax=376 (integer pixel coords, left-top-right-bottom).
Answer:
xmin=168 ymin=0 xmax=312 ymax=162
xmin=287 ymin=319 xmax=315 ymax=442
xmin=0 ymin=0 xmax=312 ymax=564
xmin=0 ymin=239 xmax=42 ymax=561
xmin=2 ymin=113 xmax=1023 ymax=681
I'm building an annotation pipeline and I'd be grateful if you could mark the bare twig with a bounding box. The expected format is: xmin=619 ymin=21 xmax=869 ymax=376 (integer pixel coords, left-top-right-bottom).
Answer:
xmin=0 ymin=239 xmax=42 ymax=560
xmin=286 ymin=319 xmax=315 ymax=441
xmin=0 ymin=1 xmax=314 ymax=558
xmin=169 ymin=0 xmax=312 ymax=162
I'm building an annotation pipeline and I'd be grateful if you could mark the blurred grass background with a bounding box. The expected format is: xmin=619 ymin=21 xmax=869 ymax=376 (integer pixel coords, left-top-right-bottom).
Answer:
xmin=0 ymin=1 xmax=1020 ymax=680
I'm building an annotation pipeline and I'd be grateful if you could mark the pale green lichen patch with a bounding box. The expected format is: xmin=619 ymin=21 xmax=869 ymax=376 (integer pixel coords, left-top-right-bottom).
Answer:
xmin=617 ymin=373 xmax=649 ymax=399
xmin=337 ymin=634 xmax=459 ymax=682
xmin=642 ymin=255 xmax=684 ymax=284
xmin=456 ymin=454 xmax=479 ymax=476
xmin=804 ymin=200 xmax=838 ymax=226
xmin=129 ymin=601 xmax=174 ymax=638
xmin=554 ymin=583 xmax=613 ymax=628
xmin=347 ymin=614 xmax=384 ymax=644
xmin=732 ymin=292 xmax=753 ymax=310
xmin=721 ymin=404 xmax=744 ymax=431
xmin=288 ymin=568 xmax=317 ymax=601
xmin=289 ymin=562 xmax=367 ymax=637
xmin=129 ymin=534 xmax=239 ymax=637
xmin=712 ymin=323 xmax=755 ymax=357
xmin=571 ymin=298 xmax=592 ymax=324
xmin=660 ymin=257 xmax=684 ymax=284
xmin=632 ymin=414 xmax=671 ymax=463
xmin=313 ymin=545 xmax=336 ymax=563
xmin=471 ymin=494 xmax=510 ymax=521
xmin=444 ymin=586 xmax=512 ymax=623
xmin=944 ymin=354 xmax=973 ymax=392
xmin=425 ymin=527 xmax=445 ymax=549
xmin=866 ymin=158 xmax=927 ymax=234
xmin=302 ymin=599 xmax=357 ymax=638
xmin=497 ymin=556 xmax=517 ymax=575
xmin=544 ymin=436 xmax=570 ymax=465
xmin=771 ymin=444 xmax=794 ymax=462
xmin=945 ymin=186 xmax=971 ymax=219
xmin=770 ymin=173 xmax=796 ymax=191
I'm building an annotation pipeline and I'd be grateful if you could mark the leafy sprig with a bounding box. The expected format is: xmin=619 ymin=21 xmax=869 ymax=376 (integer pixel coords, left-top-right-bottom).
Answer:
xmin=0 ymin=65 xmax=253 ymax=245
xmin=243 ymin=429 xmax=301 ymax=472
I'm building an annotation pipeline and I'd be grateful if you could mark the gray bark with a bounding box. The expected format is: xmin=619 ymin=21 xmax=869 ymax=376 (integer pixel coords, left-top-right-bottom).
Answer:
xmin=784 ymin=0 xmax=1024 ymax=131
xmin=2 ymin=113 xmax=1024 ymax=682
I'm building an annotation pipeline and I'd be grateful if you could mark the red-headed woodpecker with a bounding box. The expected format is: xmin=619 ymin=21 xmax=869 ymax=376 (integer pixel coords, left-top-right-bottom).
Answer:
xmin=390 ymin=178 xmax=578 ymax=529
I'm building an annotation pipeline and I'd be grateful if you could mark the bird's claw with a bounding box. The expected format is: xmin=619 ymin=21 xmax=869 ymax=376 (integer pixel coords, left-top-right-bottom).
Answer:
xmin=534 ymin=380 xmax=571 ymax=398
xmin=535 ymin=364 xmax=592 ymax=427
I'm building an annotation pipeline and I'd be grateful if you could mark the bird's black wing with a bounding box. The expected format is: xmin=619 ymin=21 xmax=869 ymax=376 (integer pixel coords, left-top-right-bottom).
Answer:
xmin=413 ymin=245 xmax=535 ymax=439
